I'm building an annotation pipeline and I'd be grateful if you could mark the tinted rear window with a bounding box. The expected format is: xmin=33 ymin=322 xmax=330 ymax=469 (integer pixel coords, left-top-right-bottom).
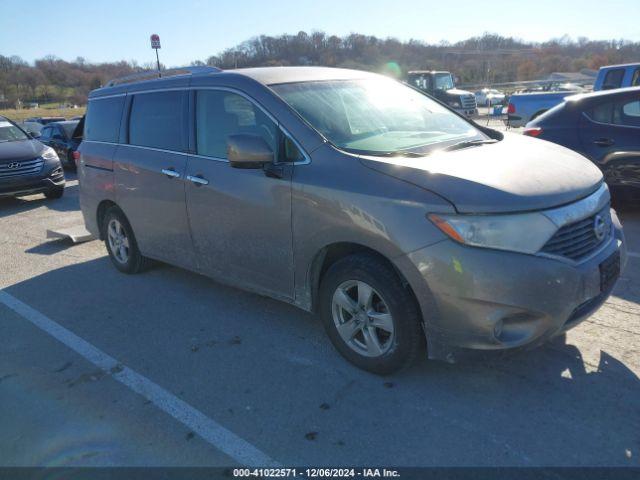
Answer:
xmin=128 ymin=91 xmax=186 ymax=151
xmin=85 ymin=97 xmax=124 ymax=142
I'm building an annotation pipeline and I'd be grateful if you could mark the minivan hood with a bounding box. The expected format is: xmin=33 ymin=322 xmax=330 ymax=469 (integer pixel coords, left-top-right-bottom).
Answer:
xmin=359 ymin=133 xmax=603 ymax=213
xmin=0 ymin=139 xmax=44 ymax=164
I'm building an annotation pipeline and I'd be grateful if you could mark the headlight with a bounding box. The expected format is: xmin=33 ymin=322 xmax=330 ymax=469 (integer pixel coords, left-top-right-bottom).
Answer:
xmin=448 ymin=101 xmax=461 ymax=108
xmin=428 ymin=212 xmax=558 ymax=254
xmin=42 ymin=147 xmax=59 ymax=161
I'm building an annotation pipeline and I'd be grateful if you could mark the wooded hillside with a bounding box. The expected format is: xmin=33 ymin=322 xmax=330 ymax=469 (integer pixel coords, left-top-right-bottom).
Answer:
xmin=2 ymin=32 xmax=638 ymax=107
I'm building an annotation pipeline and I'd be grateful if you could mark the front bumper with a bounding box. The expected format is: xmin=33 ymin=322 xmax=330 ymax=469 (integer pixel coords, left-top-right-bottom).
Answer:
xmin=0 ymin=161 xmax=64 ymax=198
xmin=397 ymin=213 xmax=626 ymax=362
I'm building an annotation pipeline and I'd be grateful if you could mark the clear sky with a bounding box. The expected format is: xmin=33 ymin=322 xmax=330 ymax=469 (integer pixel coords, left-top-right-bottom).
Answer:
xmin=1 ymin=0 xmax=638 ymax=66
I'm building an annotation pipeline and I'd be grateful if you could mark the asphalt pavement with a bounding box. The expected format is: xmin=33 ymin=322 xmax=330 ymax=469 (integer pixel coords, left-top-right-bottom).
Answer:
xmin=1 ymin=171 xmax=639 ymax=467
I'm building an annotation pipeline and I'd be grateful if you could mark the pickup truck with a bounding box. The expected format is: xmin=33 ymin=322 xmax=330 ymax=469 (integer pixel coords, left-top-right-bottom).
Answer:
xmin=593 ymin=63 xmax=640 ymax=91
xmin=507 ymin=90 xmax=580 ymax=128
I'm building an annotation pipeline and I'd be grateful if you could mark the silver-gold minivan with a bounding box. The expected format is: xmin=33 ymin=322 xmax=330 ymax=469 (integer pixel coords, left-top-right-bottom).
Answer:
xmin=79 ymin=66 xmax=626 ymax=374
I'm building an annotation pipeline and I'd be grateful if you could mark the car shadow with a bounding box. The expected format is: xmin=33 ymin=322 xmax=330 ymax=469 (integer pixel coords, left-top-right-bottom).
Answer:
xmin=2 ymin=256 xmax=639 ymax=466
xmin=0 ymin=182 xmax=79 ymax=218
xmin=24 ymin=238 xmax=81 ymax=256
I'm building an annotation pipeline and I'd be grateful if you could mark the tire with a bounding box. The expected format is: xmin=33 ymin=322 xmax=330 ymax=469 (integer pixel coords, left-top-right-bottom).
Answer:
xmin=319 ymin=253 xmax=424 ymax=375
xmin=44 ymin=185 xmax=64 ymax=199
xmin=102 ymin=206 xmax=152 ymax=274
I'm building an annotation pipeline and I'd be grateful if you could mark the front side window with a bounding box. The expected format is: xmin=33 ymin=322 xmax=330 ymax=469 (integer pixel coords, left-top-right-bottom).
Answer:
xmin=84 ymin=96 xmax=125 ymax=143
xmin=271 ymin=78 xmax=482 ymax=156
xmin=0 ymin=120 xmax=29 ymax=142
xmin=196 ymin=90 xmax=277 ymax=159
xmin=128 ymin=91 xmax=186 ymax=151
xmin=409 ymin=75 xmax=432 ymax=91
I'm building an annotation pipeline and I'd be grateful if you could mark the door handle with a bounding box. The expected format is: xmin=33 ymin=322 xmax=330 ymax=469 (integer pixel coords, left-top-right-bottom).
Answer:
xmin=594 ymin=138 xmax=615 ymax=147
xmin=186 ymin=174 xmax=209 ymax=186
xmin=161 ymin=168 xmax=181 ymax=178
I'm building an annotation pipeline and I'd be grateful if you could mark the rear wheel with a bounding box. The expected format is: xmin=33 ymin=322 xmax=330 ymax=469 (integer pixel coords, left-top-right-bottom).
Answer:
xmin=103 ymin=207 xmax=152 ymax=274
xmin=319 ymin=253 xmax=424 ymax=375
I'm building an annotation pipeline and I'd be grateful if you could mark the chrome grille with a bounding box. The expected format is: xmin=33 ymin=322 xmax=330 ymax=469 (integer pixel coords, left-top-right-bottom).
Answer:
xmin=0 ymin=157 xmax=44 ymax=179
xmin=541 ymin=206 xmax=612 ymax=261
xmin=460 ymin=95 xmax=476 ymax=110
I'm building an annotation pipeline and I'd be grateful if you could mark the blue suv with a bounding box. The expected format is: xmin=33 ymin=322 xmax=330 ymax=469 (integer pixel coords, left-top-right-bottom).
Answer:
xmin=525 ymin=87 xmax=640 ymax=201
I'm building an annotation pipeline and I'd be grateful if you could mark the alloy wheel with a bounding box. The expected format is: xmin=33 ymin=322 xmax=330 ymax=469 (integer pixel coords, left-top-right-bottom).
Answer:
xmin=331 ymin=280 xmax=395 ymax=357
xmin=107 ymin=218 xmax=130 ymax=264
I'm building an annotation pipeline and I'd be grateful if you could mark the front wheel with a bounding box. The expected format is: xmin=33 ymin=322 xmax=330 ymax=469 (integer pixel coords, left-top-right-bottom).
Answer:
xmin=319 ymin=253 xmax=424 ymax=375
xmin=44 ymin=185 xmax=64 ymax=199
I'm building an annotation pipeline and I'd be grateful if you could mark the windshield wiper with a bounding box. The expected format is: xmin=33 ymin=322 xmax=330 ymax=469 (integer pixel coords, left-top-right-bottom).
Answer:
xmin=443 ymin=139 xmax=498 ymax=152
xmin=377 ymin=150 xmax=425 ymax=158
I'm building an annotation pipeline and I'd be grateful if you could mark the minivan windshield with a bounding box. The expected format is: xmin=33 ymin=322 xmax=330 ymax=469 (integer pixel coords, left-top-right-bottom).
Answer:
xmin=271 ymin=78 xmax=483 ymax=156
xmin=0 ymin=120 xmax=29 ymax=143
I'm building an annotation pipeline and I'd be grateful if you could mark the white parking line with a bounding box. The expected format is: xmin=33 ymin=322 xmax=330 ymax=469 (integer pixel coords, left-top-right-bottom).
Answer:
xmin=628 ymin=251 xmax=640 ymax=258
xmin=0 ymin=290 xmax=279 ymax=467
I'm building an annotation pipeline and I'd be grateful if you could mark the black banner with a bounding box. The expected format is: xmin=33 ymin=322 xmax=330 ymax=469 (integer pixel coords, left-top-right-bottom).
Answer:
xmin=0 ymin=468 xmax=639 ymax=480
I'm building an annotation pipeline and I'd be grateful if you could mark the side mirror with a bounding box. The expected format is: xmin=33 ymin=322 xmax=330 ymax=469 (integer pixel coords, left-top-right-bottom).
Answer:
xmin=227 ymin=134 xmax=274 ymax=169
xmin=52 ymin=134 xmax=64 ymax=141
xmin=29 ymin=132 xmax=41 ymax=139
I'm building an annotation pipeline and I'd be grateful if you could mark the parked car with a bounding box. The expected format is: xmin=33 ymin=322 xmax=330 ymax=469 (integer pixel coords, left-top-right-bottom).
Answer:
xmin=507 ymin=90 xmax=580 ymax=127
xmin=18 ymin=121 xmax=43 ymax=138
xmin=524 ymin=87 xmax=640 ymax=201
xmin=475 ymin=88 xmax=506 ymax=106
xmin=407 ymin=70 xmax=478 ymax=116
xmin=79 ymin=66 xmax=626 ymax=374
xmin=0 ymin=115 xmax=65 ymax=199
xmin=39 ymin=120 xmax=82 ymax=168
xmin=24 ymin=116 xmax=66 ymax=125
xmin=594 ymin=63 xmax=640 ymax=91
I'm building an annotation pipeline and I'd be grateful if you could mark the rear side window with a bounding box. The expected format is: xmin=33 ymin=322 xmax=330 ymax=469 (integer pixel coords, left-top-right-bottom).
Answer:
xmin=602 ymin=69 xmax=625 ymax=89
xmin=84 ymin=96 xmax=125 ymax=143
xmin=631 ymin=69 xmax=640 ymax=87
xmin=589 ymin=97 xmax=640 ymax=127
xmin=619 ymin=100 xmax=640 ymax=127
xmin=195 ymin=90 xmax=277 ymax=159
xmin=128 ymin=91 xmax=186 ymax=151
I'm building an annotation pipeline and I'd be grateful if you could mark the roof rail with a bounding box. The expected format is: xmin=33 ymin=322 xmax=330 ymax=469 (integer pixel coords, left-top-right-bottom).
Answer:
xmin=105 ymin=66 xmax=222 ymax=87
